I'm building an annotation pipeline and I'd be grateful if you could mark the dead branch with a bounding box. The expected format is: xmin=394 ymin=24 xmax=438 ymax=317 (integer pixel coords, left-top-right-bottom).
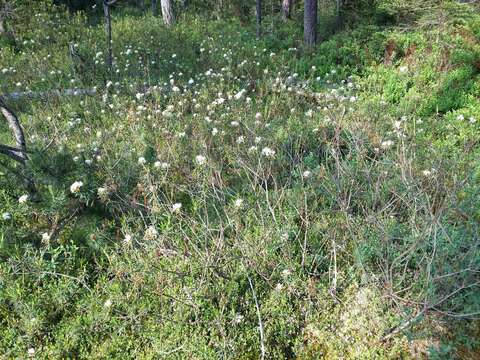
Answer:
xmin=3 ymin=88 xmax=97 ymax=101
xmin=0 ymin=96 xmax=36 ymax=192
xmin=0 ymin=96 xmax=27 ymax=163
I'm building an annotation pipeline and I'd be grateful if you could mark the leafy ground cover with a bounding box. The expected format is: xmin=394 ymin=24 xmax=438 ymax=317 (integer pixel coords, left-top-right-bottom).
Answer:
xmin=1 ymin=1 xmax=479 ymax=358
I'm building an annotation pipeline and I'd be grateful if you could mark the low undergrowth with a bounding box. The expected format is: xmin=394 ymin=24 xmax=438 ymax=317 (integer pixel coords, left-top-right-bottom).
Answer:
xmin=1 ymin=0 xmax=479 ymax=358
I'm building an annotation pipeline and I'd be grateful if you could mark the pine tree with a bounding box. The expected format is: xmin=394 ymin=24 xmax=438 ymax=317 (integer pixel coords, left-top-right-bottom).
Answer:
xmin=304 ymin=0 xmax=317 ymax=46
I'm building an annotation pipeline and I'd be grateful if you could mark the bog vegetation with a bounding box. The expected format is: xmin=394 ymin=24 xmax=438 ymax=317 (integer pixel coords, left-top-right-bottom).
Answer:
xmin=1 ymin=0 xmax=480 ymax=358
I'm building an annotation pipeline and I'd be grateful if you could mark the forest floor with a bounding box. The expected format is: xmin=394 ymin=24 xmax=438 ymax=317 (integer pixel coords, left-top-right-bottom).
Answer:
xmin=1 ymin=1 xmax=480 ymax=358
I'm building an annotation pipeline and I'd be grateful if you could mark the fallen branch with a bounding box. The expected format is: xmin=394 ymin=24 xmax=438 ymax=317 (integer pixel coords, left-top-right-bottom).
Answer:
xmin=0 ymin=143 xmax=27 ymax=162
xmin=0 ymin=96 xmax=27 ymax=163
xmin=2 ymin=88 xmax=97 ymax=101
xmin=0 ymin=95 xmax=36 ymax=192
xmin=382 ymin=280 xmax=480 ymax=341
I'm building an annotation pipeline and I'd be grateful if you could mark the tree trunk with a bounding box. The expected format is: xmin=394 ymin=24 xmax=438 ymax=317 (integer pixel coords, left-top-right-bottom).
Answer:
xmin=161 ymin=0 xmax=174 ymax=26
xmin=335 ymin=0 xmax=343 ymax=30
xmin=304 ymin=0 xmax=317 ymax=47
xmin=256 ymin=0 xmax=262 ymax=38
xmin=0 ymin=15 xmax=15 ymax=45
xmin=282 ymin=0 xmax=292 ymax=20
xmin=151 ymin=0 xmax=157 ymax=16
xmin=103 ymin=0 xmax=113 ymax=71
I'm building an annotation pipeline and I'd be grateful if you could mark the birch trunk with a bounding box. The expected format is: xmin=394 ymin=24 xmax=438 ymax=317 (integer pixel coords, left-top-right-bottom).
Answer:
xmin=282 ymin=0 xmax=292 ymax=20
xmin=161 ymin=0 xmax=174 ymax=26
xmin=103 ymin=0 xmax=113 ymax=71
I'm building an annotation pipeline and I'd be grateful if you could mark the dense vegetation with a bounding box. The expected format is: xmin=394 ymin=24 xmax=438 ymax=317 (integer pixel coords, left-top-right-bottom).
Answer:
xmin=1 ymin=0 xmax=479 ymax=358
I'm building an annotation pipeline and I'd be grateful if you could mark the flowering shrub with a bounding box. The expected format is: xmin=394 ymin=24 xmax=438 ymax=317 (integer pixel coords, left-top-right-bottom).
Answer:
xmin=0 ymin=1 xmax=479 ymax=358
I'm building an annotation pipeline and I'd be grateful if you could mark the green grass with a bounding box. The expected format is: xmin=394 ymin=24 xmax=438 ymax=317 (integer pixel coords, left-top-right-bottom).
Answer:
xmin=1 ymin=0 xmax=480 ymax=358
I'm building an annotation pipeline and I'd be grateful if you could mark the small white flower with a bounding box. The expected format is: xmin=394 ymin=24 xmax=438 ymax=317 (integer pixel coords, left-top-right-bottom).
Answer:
xmin=399 ymin=66 xmax=408 ymax=73
xmin=230 ymin=121 xmax=239 ymax=127
xmin=28 ymin=348 xmax=35 ymax=356
xmin=261 ymin=147 xmax=276 ymax=158
xmin=144 ymin=226 xmax=158 ymax=241
xmin=248 ymin=146 xmax=258 ymax=153
xmin=234 ymin=89 xmax=246 ymax=100
xmin=234 ymin=314 xmax=244 ymax=324
xmin=18 ymin=194 xmax=29 ymax=204
xmin=380 ymin=140 xmax=394 ymax=150
xmin=303 ymin=170 xmax=312 ymax=178
xmin=282 ymin=269 xmax=292 ymax=277
xmin=234 ymin=198 xmax=243 ymax=208
xmin=255 ymin=112 xmax=262 ymax=120
xmin=422 ymin=169 xmax=432 ymax=177
xmin=195 ymin=155 xmax=206 ymax=165
xmin=469 ymin=116 xmax=476 ymax=124
xmin=70 ymin=181 xmax=83 ymax=194
xmin=138 ymin=157 xmax=147 ymax=165
xmin=97 ymin=187 xmax=108 ymax=197
xmin=456 ymin=114 xmax=465 ymax=121
xmin=2 ymin=212 xmax=11 ymax=220
xmin=236 ymin=136 xmax=245 ymax=144
xmin=41 ymin=232 xmax=51 ymax=243
xmin=211 ymin=127 xmax=218 ymax=136
xmin=123 ymin=234 xmax=132 ymax=244
xmin=104 ymin=299 xmax=112 ymax=308
xmin=171 ymin=203 xmax=182 ymax=212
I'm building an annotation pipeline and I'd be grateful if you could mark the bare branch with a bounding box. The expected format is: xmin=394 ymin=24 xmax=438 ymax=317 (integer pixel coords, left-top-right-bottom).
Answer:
xmin=2 ymin=88 xmax=96 ymax=101
xmin=246 ymin=273 xmax=266 ymax=360
xmin=0 ymin=96 xmax=27 ymax=163
xmin=0 ymin=144 xmax=27 ymax=162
